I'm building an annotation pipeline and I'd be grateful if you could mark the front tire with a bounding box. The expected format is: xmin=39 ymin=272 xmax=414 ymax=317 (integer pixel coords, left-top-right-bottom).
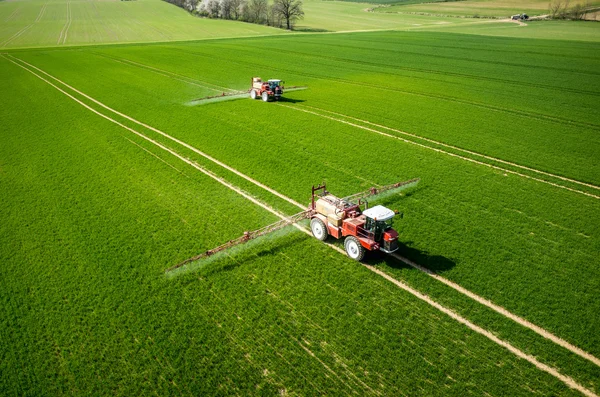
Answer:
xmin=262 ymin=92 xmax=269 ymax=102
xmin=344 ymin=236 xmax=365 ymax=261
xmin=310 ymin=218 xmax=328 ymax=241
xmin=250 ymin=90 xmax=257 ymax=100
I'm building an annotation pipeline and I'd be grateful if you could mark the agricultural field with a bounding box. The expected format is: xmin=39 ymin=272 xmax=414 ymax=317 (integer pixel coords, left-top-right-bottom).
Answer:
xmin=0 ymin=0 xmax=284 ymax=49
xmin=374 ymin=0 xmax=600 ymax=18
xmin=2 ymin=0 xmax=600 ymax=396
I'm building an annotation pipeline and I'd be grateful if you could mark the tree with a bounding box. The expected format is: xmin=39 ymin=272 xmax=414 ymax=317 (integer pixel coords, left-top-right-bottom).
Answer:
xmin=272 ymin=0 xmax=304 ymax=30
xmin=247 ymin=0 xmax=268 ymax=23
xmin=221 ymin=0 xmax=234 ymax=19
xmin=207 ymin=0 xmax=220 ymax=17
xmin=231 ymin=0 xmax=243 ymax=20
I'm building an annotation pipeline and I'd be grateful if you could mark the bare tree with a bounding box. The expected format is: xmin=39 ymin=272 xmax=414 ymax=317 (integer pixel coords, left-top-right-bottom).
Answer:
xmin=247 ymin=0 xmax=268 ymax=23
xmin=272 ymin=0 xmax=304 ymax=30
xmin=221 ymin=0 xmax=234 ymax=19
xmin=571 ymin=1 xmax=590 ymax=19
xmin=207 ymin=0 xmax=220 ymax=17
xmin=231 ymin=0 xmax=243 ymax=19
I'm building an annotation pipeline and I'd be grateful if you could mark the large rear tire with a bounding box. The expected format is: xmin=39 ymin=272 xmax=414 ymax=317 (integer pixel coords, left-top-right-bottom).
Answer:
xmin=344 ymin=236 xmax=365 ymax=261
xmin=250 ymin=90 xmax=257 ymax=100
xmin=262 ymin=92 xmax=269 ymax=102
xmin=310 ymin=218 xmax=328 ymax=241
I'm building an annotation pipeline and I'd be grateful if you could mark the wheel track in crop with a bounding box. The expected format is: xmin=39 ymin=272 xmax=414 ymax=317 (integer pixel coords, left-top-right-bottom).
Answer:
xmin=295 ymin=104 xmax=600 ymax=193
xmin=1 ymin=3 xmax=47 ymax=48
xmin=4 ymin=7 xmax=20 ymax=22
xmin=280 ymin=104 xmax=600 ymax=200
xmin=4 ymin=54 xmax=599 ymax=397
xmin=56 ymin=1 xmax=71 ymax=46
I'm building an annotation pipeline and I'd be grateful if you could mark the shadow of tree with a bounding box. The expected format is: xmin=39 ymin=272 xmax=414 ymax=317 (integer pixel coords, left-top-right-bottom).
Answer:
xmin=293 ymin=27 xmax=331 ymax=32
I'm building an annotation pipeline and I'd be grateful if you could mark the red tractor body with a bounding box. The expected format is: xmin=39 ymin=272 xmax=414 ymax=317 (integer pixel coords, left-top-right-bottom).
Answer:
xmin=309 ymin=183 xmax=400 ymax=261
xmin=250 ymin=77 xmax=284 ymax=102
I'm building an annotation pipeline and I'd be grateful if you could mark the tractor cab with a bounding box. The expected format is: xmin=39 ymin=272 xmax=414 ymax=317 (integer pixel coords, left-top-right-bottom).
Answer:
xmin=362 ymin=205 xmax=399 ymax=253
xmin=268 ymin=79 xmax=283 ymax=90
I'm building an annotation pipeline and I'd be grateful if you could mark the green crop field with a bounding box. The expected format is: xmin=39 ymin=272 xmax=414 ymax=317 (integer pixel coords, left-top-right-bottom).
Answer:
xmin=2 ymin=0 xmax=600 ymax=396
xmin=375 ymin=0 xmax=600 ymax=18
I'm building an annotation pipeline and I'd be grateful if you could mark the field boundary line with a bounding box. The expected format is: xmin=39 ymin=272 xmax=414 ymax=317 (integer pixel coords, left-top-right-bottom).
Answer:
xmin=281 ymin=104 xmax=600 ymax=200
xmin=5 ymin=54 xmax=600 ymax=396
xmin=300 ymin=104 xmax=600 ymax=191
xmin=6 ymin=54 xmax=304 ymax=210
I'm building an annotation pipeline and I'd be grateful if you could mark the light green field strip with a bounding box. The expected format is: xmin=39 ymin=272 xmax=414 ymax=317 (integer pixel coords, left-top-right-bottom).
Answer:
xmin=296 ymin=105 xmax=600 ymax=192
xmin=280 ymin=104 xmax=600 ymax=199
xmin=5 ymin=54 xmax=600 ymax=393
xmin=281 ymin=104 xmax=600 ymax=199
xmin=4 ymin=53 xmax=599 ymax=397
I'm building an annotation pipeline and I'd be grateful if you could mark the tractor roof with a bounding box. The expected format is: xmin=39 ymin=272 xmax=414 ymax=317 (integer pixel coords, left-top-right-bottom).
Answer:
xmin=363 ymin=205 xmax=395 ymax=221
xmin=268 ymin=79 xmax=281 ymax=82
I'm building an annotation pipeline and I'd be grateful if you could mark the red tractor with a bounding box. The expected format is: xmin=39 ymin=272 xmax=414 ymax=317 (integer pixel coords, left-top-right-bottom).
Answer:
xmin=309 ymin=183 xmax=402 ymax=261
xmin=250 ymin=77 xmax=284 ymax=102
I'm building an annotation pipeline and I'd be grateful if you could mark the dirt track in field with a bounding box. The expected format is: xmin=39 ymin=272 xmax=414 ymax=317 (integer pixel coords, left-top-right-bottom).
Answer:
xmin=281 ymin=104 xmax=600 ymax=200
xmin=4 ymin=54 xmax=599 ymax=396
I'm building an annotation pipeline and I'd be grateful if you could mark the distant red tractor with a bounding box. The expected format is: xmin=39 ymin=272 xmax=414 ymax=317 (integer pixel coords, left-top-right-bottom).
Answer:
xmin=309 ymin=183 xmax=402 ymax=261
xmin=250 ymin=77 xmax=284 ymax=102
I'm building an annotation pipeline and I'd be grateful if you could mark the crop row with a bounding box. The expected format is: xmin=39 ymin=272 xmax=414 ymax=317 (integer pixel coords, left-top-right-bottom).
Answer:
xmin=1 ymin=55 xmax=591 ymax=395
xmin=10 ymin=35 xmax=600 ymax=358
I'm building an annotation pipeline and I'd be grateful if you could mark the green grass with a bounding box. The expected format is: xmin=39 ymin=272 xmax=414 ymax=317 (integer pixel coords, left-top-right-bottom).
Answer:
xmin=376 ymin=0 xmax=600 ymax=18
xmin=2 ymin=28 xmax=600 ymax=395
xmin=2 ymin=52 xmax=592 ymax=395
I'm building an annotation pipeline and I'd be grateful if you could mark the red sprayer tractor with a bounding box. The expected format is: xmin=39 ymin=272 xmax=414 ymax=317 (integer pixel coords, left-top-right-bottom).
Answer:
xmin=167 ymin=179 xmax=419 ymax=272
xmin=250 ymin=77 xmax=284 ymax=102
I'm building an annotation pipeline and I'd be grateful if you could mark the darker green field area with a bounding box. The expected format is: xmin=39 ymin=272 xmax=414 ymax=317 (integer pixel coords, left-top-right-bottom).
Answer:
xmin=2 ymin=30 xmax=599 ymax=395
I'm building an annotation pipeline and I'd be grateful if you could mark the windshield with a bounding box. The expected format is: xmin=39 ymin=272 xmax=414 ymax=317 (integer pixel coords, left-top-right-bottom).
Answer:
xmin=364 ymin=217 xmax=393 ymax=235
xmin=269 ymin=81 xmax=280 ymax=89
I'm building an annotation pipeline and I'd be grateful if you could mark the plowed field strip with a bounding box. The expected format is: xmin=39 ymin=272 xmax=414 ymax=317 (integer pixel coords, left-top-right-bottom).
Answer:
xmin=299 ymin=104 xmax=600 ymax=191
xmin=281 ymin=104 xmax=600 ymax=200
xmin=5 ymin=55 xmax=600 ymax=395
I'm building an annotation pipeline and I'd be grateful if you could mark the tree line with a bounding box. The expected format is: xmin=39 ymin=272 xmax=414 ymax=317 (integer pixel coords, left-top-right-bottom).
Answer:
xmin=164 ymin=0 xmax=304 ymax=30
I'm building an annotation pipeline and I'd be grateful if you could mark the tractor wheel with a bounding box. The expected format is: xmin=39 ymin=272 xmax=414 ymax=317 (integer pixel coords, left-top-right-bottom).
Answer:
xmin=262 ymin=92 xmax=269 ymax=102
xmin=344 ymin=236 xmax=365 ymax=261
xmin=310 ymin=218 xmax=328 ymax=241
xmin=250 ymin=90 xmax=257 ymax=100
